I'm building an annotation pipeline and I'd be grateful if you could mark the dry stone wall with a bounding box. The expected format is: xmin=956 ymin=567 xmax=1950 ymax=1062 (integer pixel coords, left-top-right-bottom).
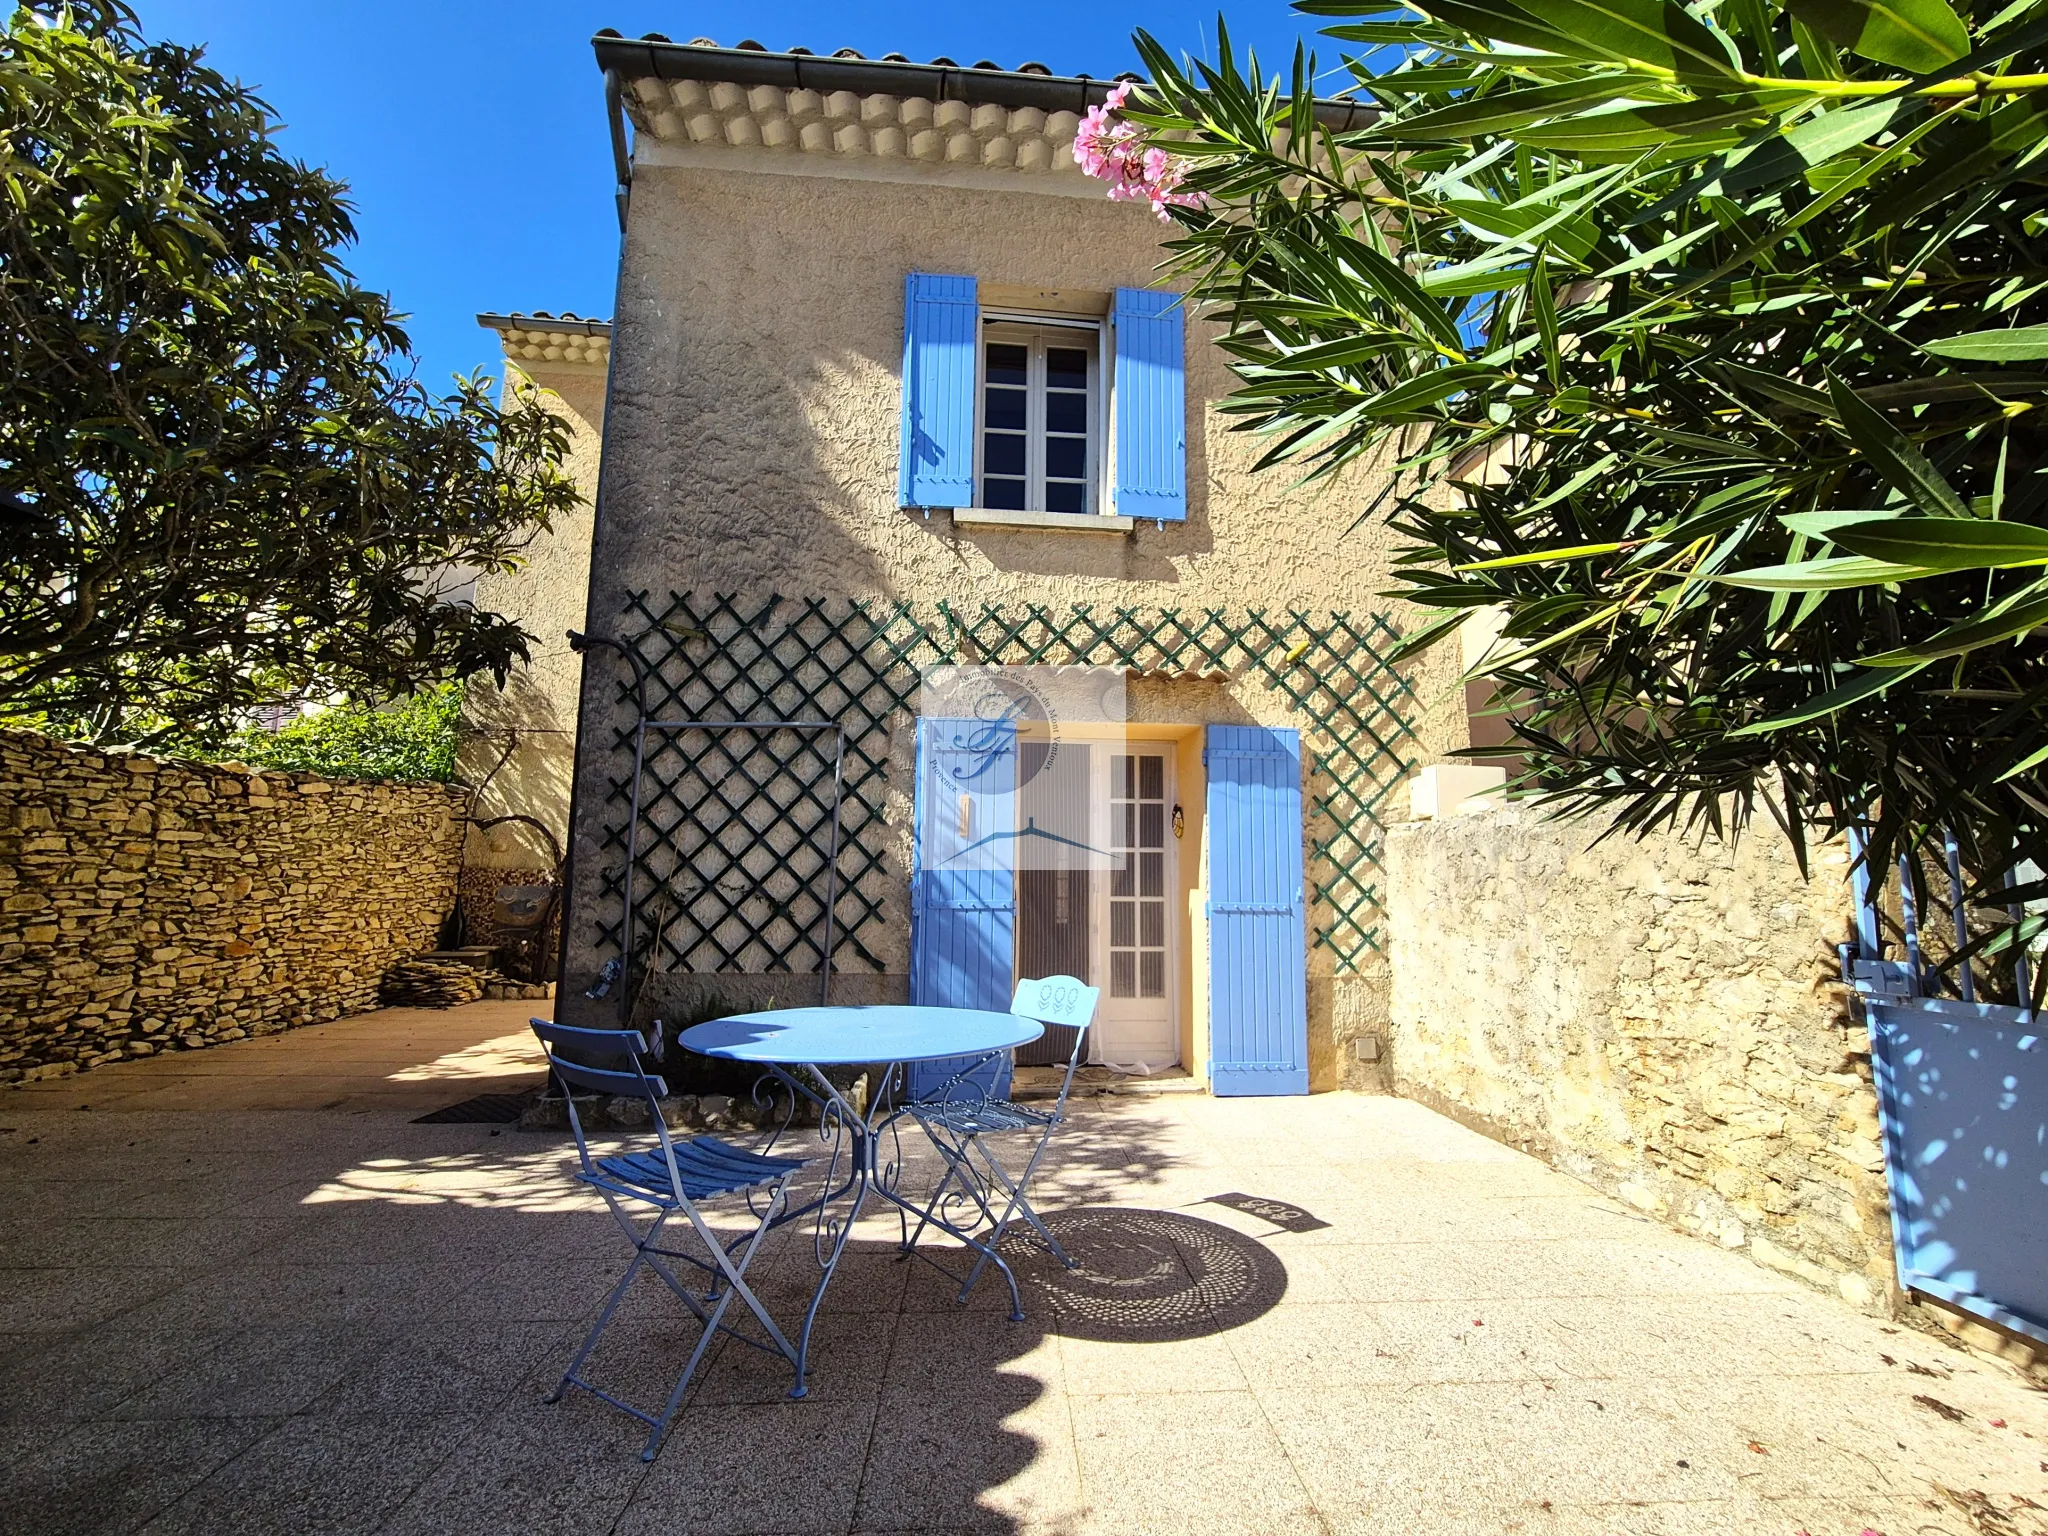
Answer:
xmin=0 ymin=729 xmax=466 ymax=1083
xmin=1384 ymin=806 xmax=1894 ymax=1312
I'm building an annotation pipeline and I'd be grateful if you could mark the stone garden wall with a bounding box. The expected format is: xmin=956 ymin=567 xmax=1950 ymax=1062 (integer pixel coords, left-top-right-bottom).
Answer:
xmin=1384 ymin=806 xmax=1895 ymax=1313
xmin=0 ymin=728 xmax=467 ymax=1083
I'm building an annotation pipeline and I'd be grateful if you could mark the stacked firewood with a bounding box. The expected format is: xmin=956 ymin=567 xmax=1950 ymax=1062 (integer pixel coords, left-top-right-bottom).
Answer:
xmin=379 ymin=958 xmax=488 ymax=1009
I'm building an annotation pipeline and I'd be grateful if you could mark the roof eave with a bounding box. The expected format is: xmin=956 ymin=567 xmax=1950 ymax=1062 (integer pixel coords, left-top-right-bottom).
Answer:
xmin=591 ymin=34 xmax=1377 ymax=131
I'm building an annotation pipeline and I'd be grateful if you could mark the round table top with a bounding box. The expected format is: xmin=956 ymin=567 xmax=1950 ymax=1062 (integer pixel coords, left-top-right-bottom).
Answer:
xmin=680 ymin=1005 xmax=1043 ymax=1066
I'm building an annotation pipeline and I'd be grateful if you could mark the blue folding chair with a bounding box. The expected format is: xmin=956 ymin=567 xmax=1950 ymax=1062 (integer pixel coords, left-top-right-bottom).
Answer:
xmin=528 ymin=1018 xmax=811 ymax=1460
xmin=898 ymin=976 xmax=1101 ymax=1301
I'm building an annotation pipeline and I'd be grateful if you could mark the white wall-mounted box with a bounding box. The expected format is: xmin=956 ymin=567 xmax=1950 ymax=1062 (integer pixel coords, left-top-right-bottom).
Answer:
xmin=1408 ymin=764 xmax=1507 ymax=820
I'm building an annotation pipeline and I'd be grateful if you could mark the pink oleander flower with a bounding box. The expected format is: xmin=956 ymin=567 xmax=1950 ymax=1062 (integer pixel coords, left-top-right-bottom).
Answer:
xmin=1075 ymin=81 xmax=1205 ymax=222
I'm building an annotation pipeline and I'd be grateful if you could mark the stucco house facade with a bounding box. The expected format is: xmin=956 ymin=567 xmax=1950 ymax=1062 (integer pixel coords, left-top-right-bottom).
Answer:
xmin=471 ymin=33 xmax=1470 ymax=1092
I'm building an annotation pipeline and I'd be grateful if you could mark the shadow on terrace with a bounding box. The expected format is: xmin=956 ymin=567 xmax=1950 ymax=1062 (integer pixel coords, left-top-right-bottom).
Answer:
xmin=0 ymin=1065 xmax=1297 ymax=1535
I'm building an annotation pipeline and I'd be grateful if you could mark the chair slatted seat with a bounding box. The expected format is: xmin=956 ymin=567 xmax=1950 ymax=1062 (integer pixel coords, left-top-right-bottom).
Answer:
xmin=527 ymin=1017 xmax=812 ymax=1461
xmin=895 ymin=976 xmax=1100 ymax=1302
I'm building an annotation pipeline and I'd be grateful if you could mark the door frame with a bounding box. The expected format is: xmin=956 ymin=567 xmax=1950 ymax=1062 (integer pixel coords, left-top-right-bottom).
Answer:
xmin=1008 ymin=722 xmax=1203 ymax=1075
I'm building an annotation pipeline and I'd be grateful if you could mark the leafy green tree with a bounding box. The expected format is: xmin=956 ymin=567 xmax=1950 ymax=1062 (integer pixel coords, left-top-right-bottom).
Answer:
xmin=1113 ymin=0 xmax=2048 ymax=970
xmin=0 ymin=3 xmax=578 ymax=748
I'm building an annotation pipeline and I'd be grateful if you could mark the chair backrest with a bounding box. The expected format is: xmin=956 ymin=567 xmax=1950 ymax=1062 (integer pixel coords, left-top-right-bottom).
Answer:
xmin=1010 ymin=975 xmax=1100 ymax=1034
xmin=1009 ymin=977 xmax=1099 ymax=1110
xmin=529 ymin=1018 xmax=684 ymax=1194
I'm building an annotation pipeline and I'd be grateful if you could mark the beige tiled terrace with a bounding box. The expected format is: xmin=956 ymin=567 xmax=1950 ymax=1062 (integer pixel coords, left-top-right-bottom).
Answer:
xmin=2 ymin=1001 xmax=2044 ymax=1535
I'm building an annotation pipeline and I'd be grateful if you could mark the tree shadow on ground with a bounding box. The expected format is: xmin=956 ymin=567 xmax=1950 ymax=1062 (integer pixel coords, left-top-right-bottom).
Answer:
xmin=0 ymin=1104 xmax=1291 ymax=1536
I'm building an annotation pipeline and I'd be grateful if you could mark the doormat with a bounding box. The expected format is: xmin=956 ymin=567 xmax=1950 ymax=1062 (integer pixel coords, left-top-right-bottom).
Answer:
xmin=1202 ymin=1192 xmax=1332 ymax=1234
xmin=412 ymin=1093 xmax=532 ymax=1125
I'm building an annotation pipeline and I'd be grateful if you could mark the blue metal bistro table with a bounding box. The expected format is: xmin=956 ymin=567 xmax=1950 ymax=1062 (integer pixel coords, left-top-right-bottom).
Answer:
xmin=680 ymin=1005 xmax=1042 ymax=1395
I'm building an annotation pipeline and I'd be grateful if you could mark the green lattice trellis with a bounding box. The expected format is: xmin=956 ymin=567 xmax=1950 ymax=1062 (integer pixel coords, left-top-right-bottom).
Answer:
xmin=593 ymin=592 xmax=1419 ymax=980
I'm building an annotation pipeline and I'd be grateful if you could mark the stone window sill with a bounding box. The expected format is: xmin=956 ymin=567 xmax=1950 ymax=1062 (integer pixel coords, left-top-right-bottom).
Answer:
xmin=950 ymin=508 xmax=1134 ymax=534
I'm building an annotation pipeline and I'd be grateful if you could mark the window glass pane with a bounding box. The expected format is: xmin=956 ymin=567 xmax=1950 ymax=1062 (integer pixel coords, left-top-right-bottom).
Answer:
xmin=984 ymin=386 xmax=1026 ymax=431
xmin=1139 ymin=756 xmax=1163 ymax=800
xmin=1111 ymin=861 xmax=1132 ymax=898
xmin=984 ymin=477 xmax=1028 ymax=510
xmin=1045 ymin=390 xmax=1088 ymax=434
xmin=984 ymin=433 xmax=1026 ymax=477
xmin=1045 ymin=436 xmax=1087 ymax=481
xmin=1116 ymin=755 xmax=1133 ymax=796
xmin=1139 ymin=951 xmax=1164 ymax=998
xmin=1139 ymin=904 xmax=1164 ymax=947
xmin=1046 ymin=347 xmax=1088 ymax=386
xmin=1111 ymin=952 xmax=1136 ymax=997
xmin=1044 ymin=480 xmax=1086 ymax=515
xmin=985 ymin=343 xmax=1027 ymax=386
xmin=1140 ymin=852 xmax=1163 ymax=897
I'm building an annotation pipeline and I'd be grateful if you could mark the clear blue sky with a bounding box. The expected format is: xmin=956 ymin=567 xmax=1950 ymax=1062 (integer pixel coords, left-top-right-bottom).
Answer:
xmin=132 ymin=3 xmax=1345 ymax=398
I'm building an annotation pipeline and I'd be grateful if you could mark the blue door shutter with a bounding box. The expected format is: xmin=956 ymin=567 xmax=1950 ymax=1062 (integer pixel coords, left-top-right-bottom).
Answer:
xmin=908 ymin=716 xmax=1016 ymax=1100
xmin=1112 ymin=287 xmax=1188 ymax=523
xmin=900 ymin=272 xmax=978 ymax=509
xmin=1205 ymin=725 xmax=1309 ymax=1096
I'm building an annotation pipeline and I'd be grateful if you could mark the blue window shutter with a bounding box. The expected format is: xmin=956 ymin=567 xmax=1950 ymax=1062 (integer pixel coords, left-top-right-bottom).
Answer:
xmin=1112 ymin=287 xmax=1188 ymax=523
xmin=908 ymin=716 xmax=1016 ymax=1100
xmin=900 ymin=272 xmax=978 ymax=509
xmin=1205 ymin=725 xmax=1308 ymax=1096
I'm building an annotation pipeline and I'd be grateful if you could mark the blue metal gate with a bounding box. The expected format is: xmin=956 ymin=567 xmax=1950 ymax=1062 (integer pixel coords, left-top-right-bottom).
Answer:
xmin=1842 ymin=832 xmax=2048 ymax=1345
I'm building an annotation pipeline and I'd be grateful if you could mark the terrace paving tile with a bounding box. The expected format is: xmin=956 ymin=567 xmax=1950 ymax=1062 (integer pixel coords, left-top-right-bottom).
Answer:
xmin=3 ymin=997 xmax=2043 ymax=1536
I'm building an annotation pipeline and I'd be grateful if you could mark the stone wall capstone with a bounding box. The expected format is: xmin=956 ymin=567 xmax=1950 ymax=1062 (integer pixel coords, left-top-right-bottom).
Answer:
xmin=1384 ymin=806 xmax=1893 ymax=1312
xmin=0 ymin=728 xmax=467 ymax=1083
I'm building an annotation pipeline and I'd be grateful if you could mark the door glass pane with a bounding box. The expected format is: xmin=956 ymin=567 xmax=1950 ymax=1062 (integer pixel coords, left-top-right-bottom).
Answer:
xmin=1108 ymin=753 xmax=1169 ymax=1005
xmin=1015 ymin=741 xmax=1091 ymax=1020
xmin=1110 ymin=903 xmax=1135 ymax=946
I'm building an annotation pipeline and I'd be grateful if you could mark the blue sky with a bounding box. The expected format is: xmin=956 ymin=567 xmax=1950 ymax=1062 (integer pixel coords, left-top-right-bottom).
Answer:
xmin=132 ymin=3 xmax=1345 ymax=398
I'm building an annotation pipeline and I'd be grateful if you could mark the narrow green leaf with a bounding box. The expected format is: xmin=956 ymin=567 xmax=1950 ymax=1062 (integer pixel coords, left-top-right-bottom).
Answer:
xmin=1514 ymin=0 xmax=1746 ymax=78
xmin=1458 ymin=540 xmax=1628 ymax=570
xmin=1996 ymin=740 xmax=2048 ymax=783
xmin=1921 ymin=325 xmax=2048 ymax=363
xmin=1787 ymin=0 xmax=1970 ymax=72
xmin=1777 ymin=510 xmax=1905 ymax=537
xmin=1730 ymin=662 xmax=1932 ymax=734
xmin=1364 ymin=361 xmax=1500 ymax=415
xmin=1832 ymin=517 xmax=2048 ymax=571
xmin=1531 ymin=254 xmax=1561 ymax=385
xmin=1826 ymin=370 xmax=1971 ymax=518
xmin=1713 ymin=555 xmax=1941 ymax=588
xmin=1857 ymin=585 xmax=2048 ymax=664
xmin=1368 ymin=76 xmax=1660 ymax=142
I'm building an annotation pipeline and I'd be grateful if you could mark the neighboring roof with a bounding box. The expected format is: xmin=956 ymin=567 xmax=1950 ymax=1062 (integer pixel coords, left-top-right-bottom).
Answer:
xmin=592 ymin=34 xmax=1374 ymax=190
xmin=477 ymin=312 xmax=612 ymax=367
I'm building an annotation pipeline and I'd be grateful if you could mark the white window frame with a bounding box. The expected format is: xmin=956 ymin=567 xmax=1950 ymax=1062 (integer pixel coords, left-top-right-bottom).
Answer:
xmin=972 ymin=311 xmax=1110 ymax=518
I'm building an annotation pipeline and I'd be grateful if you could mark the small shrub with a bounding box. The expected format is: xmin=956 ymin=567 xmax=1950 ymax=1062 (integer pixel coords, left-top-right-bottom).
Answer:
xmin=227 ymin=684 xmax=462 ymax=783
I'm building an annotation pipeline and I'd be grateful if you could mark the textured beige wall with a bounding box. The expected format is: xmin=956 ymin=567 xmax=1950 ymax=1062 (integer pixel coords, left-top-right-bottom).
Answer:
xmin=561 ymin=161 xmax=1469 ymax=1078
xmin=0 ymin=729 xmax=465 ymax=1083
xmin=1385 ymin=805 xmax=1899 ymax=1312
xmin=463 ymin=363 xmax=606 ymax=872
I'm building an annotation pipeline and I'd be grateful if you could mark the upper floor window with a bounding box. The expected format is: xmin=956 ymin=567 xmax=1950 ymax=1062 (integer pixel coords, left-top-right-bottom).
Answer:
xmin=978 ymin=319 xmax=1101 ymax=516
xmin=899 ymin=272 xmax=1186 ymax=526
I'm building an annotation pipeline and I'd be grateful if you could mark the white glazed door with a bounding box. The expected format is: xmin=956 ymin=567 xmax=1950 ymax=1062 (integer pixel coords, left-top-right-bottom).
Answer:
xmin=1091 ymin=749 xmax=1177 ymax=1070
